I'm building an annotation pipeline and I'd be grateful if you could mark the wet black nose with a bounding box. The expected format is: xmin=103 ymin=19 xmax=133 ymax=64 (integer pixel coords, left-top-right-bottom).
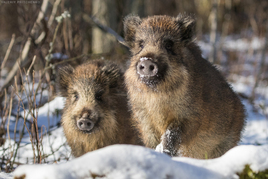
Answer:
xmin=77 ymin=112 xmax=94 ymax=132
xmin=137 ymin=58 xmax=158 ymax=77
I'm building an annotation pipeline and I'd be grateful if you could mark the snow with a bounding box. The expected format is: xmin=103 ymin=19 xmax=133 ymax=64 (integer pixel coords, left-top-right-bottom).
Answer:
xmin=51 ymin=53 xmax=68 ymax=60
xmin=155 ymin=142 xmax=163 ymax=153
xmin=0 ymin=172 xmax=13 ymax=179
xmin=198 ymin=36 xmax=264 ymax=54
xmin=13 ymin=145 xmax=222 ymax=179
xmin=175 ymin=144 xmax=268 ymax=178
xmin=155 ymin=129 xmax=184 ymax=157
xmin=222 ymin=37 xmax=264 ymax=51
xmin=12 ymin=144 xmax=268 ymax=179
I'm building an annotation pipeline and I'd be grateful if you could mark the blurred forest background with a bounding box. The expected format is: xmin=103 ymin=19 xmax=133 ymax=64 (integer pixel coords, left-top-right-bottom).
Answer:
xmin=0 ymin=0 xmax=268 ymax=96
xmin=0 ymin=0 xmax=268 ymax=173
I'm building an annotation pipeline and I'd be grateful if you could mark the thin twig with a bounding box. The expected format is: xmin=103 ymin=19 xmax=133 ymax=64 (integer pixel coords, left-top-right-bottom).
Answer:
xmin=1 ymin=89 xmax=8 ymax=129
xmin=1 ymin=37 xmax=31 ymax=91
xmin=32 ymin=71 xmax=42 ymax=164
xmin=1 ymin=34 xmax=16 ymax=70
xmin=5 ymin=88 xmax=14 ymax=171
xmin=26 ymin=56 xmax=36 ymax=76
xmin=10 ymin=98 xmax=22 ymax=170
xmin=6 ymin=90 xmax=13 ymax=142
xmin=48 ymin=0 xmax=62 ymax=27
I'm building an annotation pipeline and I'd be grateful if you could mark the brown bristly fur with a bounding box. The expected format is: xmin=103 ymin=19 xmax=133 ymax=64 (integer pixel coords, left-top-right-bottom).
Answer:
xmin=124 ymin=14 xmax=245 ymax=159
xmin=57 ymin=59 xmax=141 ymax=157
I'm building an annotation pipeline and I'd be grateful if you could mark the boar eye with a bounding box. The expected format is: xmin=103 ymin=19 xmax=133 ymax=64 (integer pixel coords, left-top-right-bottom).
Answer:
xmin=74 ymin=93 xmax=79 ymax=102
xmin=138 ymin=40 xmax=144 ymax=49
xmin=95 ymin=91 xmax=104 ymax=101
xmin=165 ymin=40 xmax=174 ymax=51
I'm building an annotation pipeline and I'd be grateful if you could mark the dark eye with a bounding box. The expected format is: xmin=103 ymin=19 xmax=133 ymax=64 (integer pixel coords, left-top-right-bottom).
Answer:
xmin=95 ymin=91 xmax=104 ymax=101
xmin=138 ymin=40 xmax=144 ymax=49
xmin=74 ymin=93 xmax=79 ymax=102
xmin=165 ymin=40 xmax=173 ymax=51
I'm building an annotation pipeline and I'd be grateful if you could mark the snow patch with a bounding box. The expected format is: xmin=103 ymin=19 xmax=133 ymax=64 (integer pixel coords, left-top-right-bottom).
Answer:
xmin=0 ymin=172 xmax=13 ymax=179
xmin=175 ymin=145 xmax=268 ymax=178
xmin=13 ymin=145 xmax=222 ymax=179
xmin=13 ymin=144 xmax=268 ymax=179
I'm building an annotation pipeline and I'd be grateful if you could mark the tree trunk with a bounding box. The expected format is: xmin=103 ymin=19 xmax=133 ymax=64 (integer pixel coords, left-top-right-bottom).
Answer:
xmin=209 ymin=0 xmax=218 ymax=64
xmin=91 ymin=0 xmax=116 ymax=54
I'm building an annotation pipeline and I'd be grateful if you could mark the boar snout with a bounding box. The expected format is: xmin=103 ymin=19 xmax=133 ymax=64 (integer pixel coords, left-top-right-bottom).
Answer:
xmin=77 ymin=112 xmax=95 ymax=132
xmin=137 ymin=57 xmax=158 ymax=77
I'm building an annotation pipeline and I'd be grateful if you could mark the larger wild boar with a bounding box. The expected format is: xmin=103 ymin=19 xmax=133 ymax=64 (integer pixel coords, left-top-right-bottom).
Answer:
xmin=123 ymin=14 xmax=245 ymax=159
xmin=58 ymin=59 xmax=141 ymax=157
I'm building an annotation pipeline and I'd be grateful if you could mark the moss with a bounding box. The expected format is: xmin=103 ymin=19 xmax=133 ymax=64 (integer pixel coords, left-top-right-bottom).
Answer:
xmin=238 ymin=165 xmax=268 ymax=179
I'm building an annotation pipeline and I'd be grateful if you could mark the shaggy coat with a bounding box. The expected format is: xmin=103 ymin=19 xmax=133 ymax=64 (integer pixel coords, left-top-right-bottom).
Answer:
xmin=123 ymin=14 xmax=245 ymax=159
xmin=58 ymin=59 xmax=141 ymax=157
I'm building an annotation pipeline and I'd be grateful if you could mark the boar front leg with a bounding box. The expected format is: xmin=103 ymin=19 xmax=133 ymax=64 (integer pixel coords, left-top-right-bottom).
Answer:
xmin=161 ymin=124 xmax=182 ymax=157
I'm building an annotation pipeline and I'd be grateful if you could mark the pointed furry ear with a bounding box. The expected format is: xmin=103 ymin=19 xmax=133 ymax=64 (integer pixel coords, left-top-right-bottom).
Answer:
xmin=57 ymin=65 xmax=74 ymax=97
xmin=123 ymin=15 xmax=142 ymax=48
xmin=176 ymin=14 xmax=196 ymax=44
xmin=101 ymin=63 xmax=123 ymax=89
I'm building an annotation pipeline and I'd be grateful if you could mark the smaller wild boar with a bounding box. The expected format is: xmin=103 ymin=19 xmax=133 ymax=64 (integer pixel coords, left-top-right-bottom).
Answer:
xmin=57 ymin=59 xmax=141 ymax=157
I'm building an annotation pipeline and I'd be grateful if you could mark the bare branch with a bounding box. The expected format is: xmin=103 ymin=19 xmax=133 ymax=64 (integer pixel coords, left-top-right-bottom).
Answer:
xmin=1 ymin=37 xmax=31 ymax=91
xmin=6 ymin=89 xmax=14 ymax=142
xmin=48 ymin=0 xmax=62 ymax=27
xmin=82 ymin=13 xmax=126 ymax=46
xmin=26 ymin=56 xmax=36 ymax=76
xmin=30 ymin=0 xmax=49 ymax=36
xmin=1 ymin=34 xmax=16 ymax=70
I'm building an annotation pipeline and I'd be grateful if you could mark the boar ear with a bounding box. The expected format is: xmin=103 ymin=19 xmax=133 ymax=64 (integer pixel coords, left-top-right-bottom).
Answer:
xmin=176 ymin=14 xmax=196 ymax=44
xmin=101 ymin=63 xmax=123 ymax=89
xmin=123 ymin=15 xmax=142 ymax=48
xmin=57 ymin=65 xmax=74 ymax=97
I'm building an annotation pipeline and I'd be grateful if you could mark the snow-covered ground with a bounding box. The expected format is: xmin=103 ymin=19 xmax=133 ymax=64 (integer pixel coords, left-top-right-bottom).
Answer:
xmin=12 ymin=144 xmax=268 ymax=179
xmin=1 ymin=37 xmax=268 ymax=178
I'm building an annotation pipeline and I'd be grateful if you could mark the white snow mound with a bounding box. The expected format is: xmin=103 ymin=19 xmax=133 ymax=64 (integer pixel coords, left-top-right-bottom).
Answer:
xmin=13 ymin=144 xmax=268 ymax=179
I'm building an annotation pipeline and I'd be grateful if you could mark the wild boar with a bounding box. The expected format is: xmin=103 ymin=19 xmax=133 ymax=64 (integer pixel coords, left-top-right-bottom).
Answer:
xmin=123 ymin=14 xmax=245 ymax=159
xmin=58 ymin=59 xmax=141 ymax=157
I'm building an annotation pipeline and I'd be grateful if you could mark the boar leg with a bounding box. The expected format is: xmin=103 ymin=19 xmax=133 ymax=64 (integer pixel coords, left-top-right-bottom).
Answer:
xmin=162 ymin=125 xmax=182 ymax=157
